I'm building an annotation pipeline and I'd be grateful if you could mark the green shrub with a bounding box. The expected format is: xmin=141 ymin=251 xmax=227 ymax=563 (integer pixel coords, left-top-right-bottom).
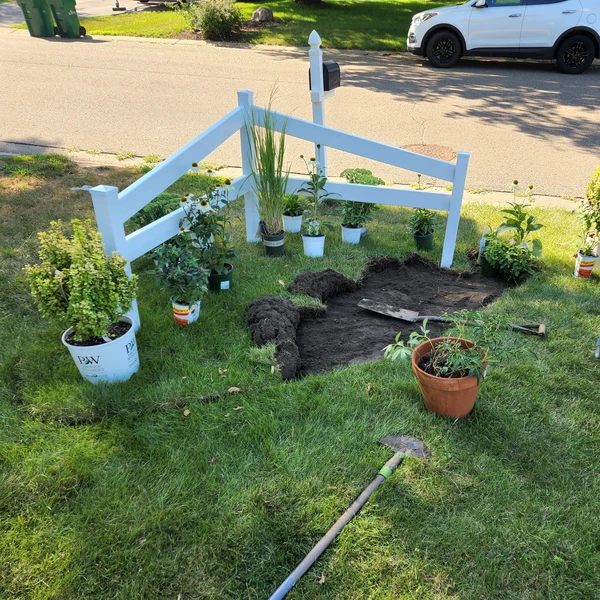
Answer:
xmin=128 ymin=192 xmax=181 ymax=230
xmin=24 ymin=220 xmax=137 ymax=342
xmin=190 ymin=0 xmax=242 ymax=41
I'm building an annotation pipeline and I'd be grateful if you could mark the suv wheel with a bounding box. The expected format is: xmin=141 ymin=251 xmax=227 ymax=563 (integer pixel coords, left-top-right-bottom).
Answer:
xmin=426 ymin=31 xmax=461 ymax=68
xmin=556 ymin=35 xmax=595 ymax=74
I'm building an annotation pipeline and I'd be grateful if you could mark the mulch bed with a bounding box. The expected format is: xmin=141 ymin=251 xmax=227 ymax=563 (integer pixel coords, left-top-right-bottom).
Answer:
xmin=248 ymin=255 xmax=504 ymax=379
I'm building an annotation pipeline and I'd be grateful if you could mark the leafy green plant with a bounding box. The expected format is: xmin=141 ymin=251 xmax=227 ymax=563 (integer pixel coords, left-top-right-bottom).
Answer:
xmin=128 ymin=193 xmax=181 ymax=230
xmin=579 ymin=166 xmax=600 ymax=234
xmin=282 ymin=194 xmax=308 ymax=217
xmin=578 ymin=240 xmax=596 ymax=257
xmin=340 ymin=168 xmax=385 ymax=186
xmin=384 ymin=311 xmax=512 ymax=382
xmin=408 ymin=208 xmax=438 ymax=236
xmin=297 ymin=150 xmax=336 ymax=236
xmin=189 ymin=0 xmax=242 ymax=40
xmin=246 ymin=102 xmax=289 ymax=236
xmin=24 ymin=219 xmax=137 ymax=342
xmin=151 ymin=239 xmax=209 ymax=305
xmin=340 ymin=168 xmax=382 ymax=227
xmin=497 ymin=200 xmax=543 ymax=257
xmin=482 ymin=237 xmax=538 ymax=283
xmin=340 ymin=201 xmax=378 ymax=228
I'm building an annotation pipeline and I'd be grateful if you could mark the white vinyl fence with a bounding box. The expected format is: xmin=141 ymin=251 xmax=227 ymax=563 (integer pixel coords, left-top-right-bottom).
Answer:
xmin=90 ymin=90 xmax=469 ymax=328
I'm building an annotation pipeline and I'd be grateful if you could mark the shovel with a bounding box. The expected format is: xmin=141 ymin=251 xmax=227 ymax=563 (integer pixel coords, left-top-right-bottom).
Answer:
xmin=268 ymin=435 xmax=431 ymax=600
xmin=358 ymin=298 xmax=546 ymax=338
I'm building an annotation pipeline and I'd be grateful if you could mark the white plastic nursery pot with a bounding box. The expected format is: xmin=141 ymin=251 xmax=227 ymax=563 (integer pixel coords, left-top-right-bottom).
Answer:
xmin=171 ymin=298 xmax=201 ymax=326
xmin=302 ymin=234 xmax=325 ymax=257
xmin=341 ymin=225 xmax=362 ymax=245
xmin=574 ymin=253 xmax=597 ymax=279
xmin=61 ymin=316 xmax=139 ymax=384
xmin=283 ymin=214 xmax=303 ymax=233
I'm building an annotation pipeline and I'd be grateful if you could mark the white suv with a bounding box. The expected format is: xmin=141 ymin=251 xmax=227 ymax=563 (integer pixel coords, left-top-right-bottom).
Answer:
xmin=407 ymin=0 xmax=600 ymax=73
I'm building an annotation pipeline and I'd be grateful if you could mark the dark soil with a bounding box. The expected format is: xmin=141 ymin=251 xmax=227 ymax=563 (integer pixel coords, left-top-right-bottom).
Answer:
xmin=66 ymin=320 xmax=131 ymax=347
xmin=248 ymin=256 xmax=504 ymax=378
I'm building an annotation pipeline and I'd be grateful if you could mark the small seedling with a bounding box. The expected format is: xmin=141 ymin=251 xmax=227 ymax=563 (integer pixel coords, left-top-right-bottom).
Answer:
xmin=116 ymin=151 xmax=135 ymax=161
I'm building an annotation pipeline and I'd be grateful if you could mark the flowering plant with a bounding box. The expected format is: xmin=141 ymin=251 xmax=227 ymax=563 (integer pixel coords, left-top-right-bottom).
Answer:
xmin=178 ymin=167 xmax=238 ymax=273
xmin=296 ymin=149 xmax=335 ymax=236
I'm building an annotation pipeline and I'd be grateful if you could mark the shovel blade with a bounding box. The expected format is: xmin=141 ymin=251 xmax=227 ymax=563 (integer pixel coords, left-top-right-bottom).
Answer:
xmin=358 ymin=299 xmax=420 ymax=322
xmin=378 ymin=435 xmax=431 ymax=458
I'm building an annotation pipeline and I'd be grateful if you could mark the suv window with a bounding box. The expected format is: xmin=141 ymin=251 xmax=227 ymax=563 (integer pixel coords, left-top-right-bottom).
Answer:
xmin=487 ymin=0 xmax=524 ymax=6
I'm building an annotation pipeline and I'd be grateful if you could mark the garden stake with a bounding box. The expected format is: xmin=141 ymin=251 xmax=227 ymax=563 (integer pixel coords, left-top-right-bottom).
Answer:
xmin=268 ymin=435 xmax=430 ymax=600
xmin=358 ymin=299 xmax=546 ymax=338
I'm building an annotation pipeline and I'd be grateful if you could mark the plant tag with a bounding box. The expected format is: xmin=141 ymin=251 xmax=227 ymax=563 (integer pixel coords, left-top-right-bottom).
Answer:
xmin=221 ymin=281 xmax=230 ymax=290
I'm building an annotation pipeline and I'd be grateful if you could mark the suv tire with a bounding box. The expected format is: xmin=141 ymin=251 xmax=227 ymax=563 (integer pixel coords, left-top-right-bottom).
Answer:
xmin=556 ymin=35 xmax=595 ymax=74
xmin=426 ymin=31 xmax=462 ymax=68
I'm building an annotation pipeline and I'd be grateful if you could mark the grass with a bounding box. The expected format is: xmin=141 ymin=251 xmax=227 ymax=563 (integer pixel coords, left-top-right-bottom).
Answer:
xmin=1 ymin=154 xmax=600 ymax=599
xmin=71 ymin=0 xmax=452 ymax=51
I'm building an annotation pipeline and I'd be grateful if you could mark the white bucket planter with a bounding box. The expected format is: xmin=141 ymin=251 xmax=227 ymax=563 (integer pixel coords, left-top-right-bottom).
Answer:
xmin=171 ymin=298 xmax=201 ymax=326
xmin=574 ymin=253 xmax=597 ymax=279
xmin=283 ymin=214 xmax=303 ymax=233
xmin=61 ymin=316 xmax=139 ymax=384
xmin=341 ymin=225 xmax=362 ymax=244
xmin=302 ymin=234 xmax=325 ymax=257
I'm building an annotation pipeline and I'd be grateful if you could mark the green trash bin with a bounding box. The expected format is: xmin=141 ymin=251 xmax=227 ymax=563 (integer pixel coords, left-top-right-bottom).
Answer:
xmin=46 ymin=0 xmax=86 ymax=38
xmin=16 ymin=0 xmax=56 ymax=37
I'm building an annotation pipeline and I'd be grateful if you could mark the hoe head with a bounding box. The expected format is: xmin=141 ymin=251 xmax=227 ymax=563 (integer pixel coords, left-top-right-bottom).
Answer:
xmin=378 ymin=434 xmax=431 ymax=459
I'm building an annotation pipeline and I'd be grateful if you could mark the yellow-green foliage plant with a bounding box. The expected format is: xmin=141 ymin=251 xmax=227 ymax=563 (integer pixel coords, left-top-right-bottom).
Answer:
xmin=24 ymin=219 xmax=137 ymax=342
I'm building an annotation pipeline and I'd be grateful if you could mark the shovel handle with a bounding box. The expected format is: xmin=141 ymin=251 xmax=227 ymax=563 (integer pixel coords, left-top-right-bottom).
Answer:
xmin=268 ymin=452 xmax=405 ymax=600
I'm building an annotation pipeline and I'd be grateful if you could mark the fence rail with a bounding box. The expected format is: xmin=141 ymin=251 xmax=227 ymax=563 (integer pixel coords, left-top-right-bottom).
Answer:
xmin=89 ymin=89 xmax=469 ymax=328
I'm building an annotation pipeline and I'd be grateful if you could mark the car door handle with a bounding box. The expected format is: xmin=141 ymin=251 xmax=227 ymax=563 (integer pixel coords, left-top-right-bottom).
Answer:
xmin=508 ymin=13 xmax=522 ymax=16
xmin=562 ymin=9 xmax=576 ymax=13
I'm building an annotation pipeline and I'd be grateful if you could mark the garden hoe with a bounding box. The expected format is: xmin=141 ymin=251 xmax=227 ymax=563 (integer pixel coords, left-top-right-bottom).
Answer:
xmin=268 ymin=435 xmax=430 ymax=600
xmin=358 ymin=299 xmax=546 ymax=338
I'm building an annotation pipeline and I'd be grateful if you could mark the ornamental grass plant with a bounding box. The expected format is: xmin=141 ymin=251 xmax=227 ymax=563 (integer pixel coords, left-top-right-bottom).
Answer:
xmin=246 ymin=102 xmax=289 ymax=236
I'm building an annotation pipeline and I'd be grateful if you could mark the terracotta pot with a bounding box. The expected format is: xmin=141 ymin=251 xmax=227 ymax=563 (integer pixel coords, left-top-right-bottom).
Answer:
xmin=411 ymin=337 xmax=485 ymax=418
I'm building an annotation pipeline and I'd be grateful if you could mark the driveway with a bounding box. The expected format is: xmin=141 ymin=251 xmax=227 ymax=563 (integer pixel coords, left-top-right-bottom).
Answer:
xmin=0 ymin=28 xmax=598 ymax=197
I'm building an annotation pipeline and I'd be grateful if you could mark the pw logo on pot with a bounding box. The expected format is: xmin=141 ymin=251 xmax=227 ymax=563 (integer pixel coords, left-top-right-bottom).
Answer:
xmin=77 ymin=355 xmax=100 ymax=365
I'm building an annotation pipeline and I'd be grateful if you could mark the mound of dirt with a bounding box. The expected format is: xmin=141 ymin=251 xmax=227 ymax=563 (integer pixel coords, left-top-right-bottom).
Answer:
xmin=248 ymin=256 xmax=504 ymax=378
xmin=288 ymin=269 xmax=358 ymax=301
xmin=247 ymin=296 xmax=302 ymax=381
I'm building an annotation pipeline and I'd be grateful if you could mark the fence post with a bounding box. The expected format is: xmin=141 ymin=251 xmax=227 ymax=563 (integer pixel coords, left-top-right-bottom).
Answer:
xmin=238 ymin=90 xmax=261 ymax=242
xmin=441 ymin=152 xmax=470 ymax=268
xmin=308 ymin=30 xmax=327 ymax=176
xmin=89 ymin=185 xmax=141 ymax=329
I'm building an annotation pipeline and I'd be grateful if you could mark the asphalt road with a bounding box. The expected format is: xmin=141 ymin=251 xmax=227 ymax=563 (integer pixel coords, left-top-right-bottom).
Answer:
xmin=1 ymin=28 xmax=599 ymax=197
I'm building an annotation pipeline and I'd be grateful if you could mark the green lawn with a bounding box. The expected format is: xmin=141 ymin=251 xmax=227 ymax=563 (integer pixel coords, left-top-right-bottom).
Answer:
xmin=1 ymin=154 xmax=599 ymax=599
xmin=75 ymin=0 xmax=452 ymax=50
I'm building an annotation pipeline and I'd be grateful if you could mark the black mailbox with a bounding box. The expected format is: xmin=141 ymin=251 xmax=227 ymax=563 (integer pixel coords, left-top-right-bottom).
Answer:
xmin=309 ymin=60 xmax=340 ymax=92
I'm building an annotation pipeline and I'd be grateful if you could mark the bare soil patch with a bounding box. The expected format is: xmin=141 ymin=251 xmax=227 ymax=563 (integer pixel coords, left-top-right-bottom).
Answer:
xmin=248 ymin=256 xmax=504 ymax=379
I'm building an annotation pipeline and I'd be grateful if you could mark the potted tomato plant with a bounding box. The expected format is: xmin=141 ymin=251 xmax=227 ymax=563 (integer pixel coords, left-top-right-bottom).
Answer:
xmin=24 ymin=219 xmax=139 ymax=384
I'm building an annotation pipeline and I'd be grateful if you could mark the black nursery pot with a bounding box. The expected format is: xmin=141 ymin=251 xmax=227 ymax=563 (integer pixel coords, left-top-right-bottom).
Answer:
xmin=480 ymin=254 xmax=499 ymax=278
xmin=262 ymin=232 xmax=285 ymax=257
xmin=414 ymin=232 xmax=434 ymax=250
xmin=208 ymin=264 xmax=234 ymax=292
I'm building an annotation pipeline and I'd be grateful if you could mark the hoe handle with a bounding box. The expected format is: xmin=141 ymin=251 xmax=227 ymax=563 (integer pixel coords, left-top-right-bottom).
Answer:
xmin=269 ymin=452 xmax=406 ymax=600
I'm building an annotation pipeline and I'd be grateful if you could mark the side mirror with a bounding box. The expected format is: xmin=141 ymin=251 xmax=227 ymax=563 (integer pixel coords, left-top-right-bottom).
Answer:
xmin=475 ymin=0 xmax=486 ymax=6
